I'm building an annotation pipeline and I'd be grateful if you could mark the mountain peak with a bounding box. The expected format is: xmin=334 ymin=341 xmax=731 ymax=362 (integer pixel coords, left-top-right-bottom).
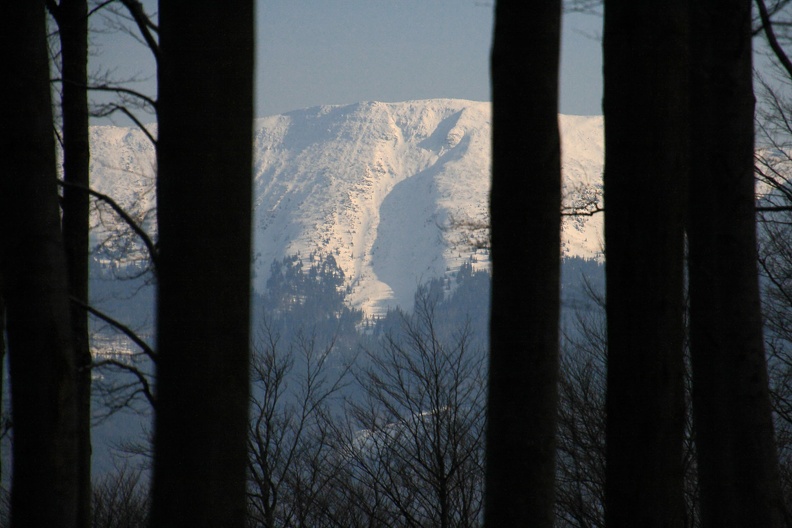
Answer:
xmin=89 ymin=99 xmax=603 ymax=316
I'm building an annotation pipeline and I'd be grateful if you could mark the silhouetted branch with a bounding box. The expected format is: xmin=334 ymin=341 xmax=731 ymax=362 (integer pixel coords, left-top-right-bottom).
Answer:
xmin=757 ymin=205 xmax=792 ymax=212
xmin=757 ymin=0 xmax=792 ymax=79
xmin=561 ymin=204 xmax=604 ymax=217
xmin=92 ymin=358 xmax=156 ymax=408
xmin=92 ymin=103 xmax=157 ymax=146
xmin=445 ymin=198 xmax=604 ymax=252
xmin=85 ymin=82 xmax=157 ymax=109
xmin=87 ymin=0 xmax=117 ymax=20
xmin=56 ymin=179 xmax=159 ymax=269
xmin=70 ymin=296 xmax=157 ymax=362
xmin=118 ymin=0 xmax=159 ymax=61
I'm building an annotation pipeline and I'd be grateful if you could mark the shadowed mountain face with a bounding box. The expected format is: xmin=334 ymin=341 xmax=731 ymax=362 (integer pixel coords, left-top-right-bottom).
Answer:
xmin=89 ymin=99 xmax=604 ymax=316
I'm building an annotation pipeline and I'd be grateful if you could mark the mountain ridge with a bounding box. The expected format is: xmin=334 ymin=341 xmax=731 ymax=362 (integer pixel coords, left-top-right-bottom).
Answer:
xmin=88 ymin=98 xmax=604 ymax=316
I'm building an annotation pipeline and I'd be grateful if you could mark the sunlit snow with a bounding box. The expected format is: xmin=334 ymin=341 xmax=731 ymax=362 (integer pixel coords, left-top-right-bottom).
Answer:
xmin=88 ymin=99 xmax=604 ymax=317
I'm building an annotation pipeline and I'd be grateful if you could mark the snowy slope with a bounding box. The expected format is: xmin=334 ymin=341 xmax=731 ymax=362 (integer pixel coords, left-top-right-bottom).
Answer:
xmin=88 ymin=124 xmax=158 ymax=270
xmin=88 ymin=99 xmax=604 ymax=316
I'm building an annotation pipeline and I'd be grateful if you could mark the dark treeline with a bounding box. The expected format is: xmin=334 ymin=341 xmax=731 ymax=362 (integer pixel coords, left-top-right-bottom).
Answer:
xmin=63 ymin=230 xmax=792 ymax=528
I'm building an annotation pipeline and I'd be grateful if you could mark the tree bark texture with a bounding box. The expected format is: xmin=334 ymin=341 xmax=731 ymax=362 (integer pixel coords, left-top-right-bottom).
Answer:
xmin=688 ymin=1 xmax=785 ymax=525
xmin=603 ymin=2 xmax=689 ymax=526
xmin=0 ymin=2 xmax=79 ymax=526
xmin=484 ymin=1 xmax=561 ymax=526
xmin=51 ymin=1 xmax=93 ymax=525
xmin=149 ymin=2 xmax=255 ymax=527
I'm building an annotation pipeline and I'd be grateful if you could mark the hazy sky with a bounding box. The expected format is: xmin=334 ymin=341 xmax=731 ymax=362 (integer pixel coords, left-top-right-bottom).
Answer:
xmin=89 ymin=2 xmax=604 ymax=124
xmin=257 ymin=2 xmax=603 ymax=116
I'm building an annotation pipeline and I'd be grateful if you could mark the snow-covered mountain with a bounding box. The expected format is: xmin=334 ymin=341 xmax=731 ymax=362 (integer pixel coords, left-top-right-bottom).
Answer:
xmin=88 ymin=99 xmax=603 ymax=316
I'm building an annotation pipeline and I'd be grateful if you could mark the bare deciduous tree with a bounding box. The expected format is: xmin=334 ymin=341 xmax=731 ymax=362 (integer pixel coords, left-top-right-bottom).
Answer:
xmin=247 ymin=323 xmax=350 ymax=528
xmin=333 ymin=292 xmax=486 ymax=528
xmin=92 ymin=463 xmax=149 ymax=528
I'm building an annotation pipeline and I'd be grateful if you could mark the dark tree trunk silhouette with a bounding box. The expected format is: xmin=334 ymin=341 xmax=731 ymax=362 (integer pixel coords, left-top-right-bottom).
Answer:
xmin=688 ymin=1 xmax=785 ymax=525
xmin=149 ymin=2 xmax=255 ymax=527
xmin=48 ymin=1 xmax=93 ymax=525
xmin=0 ymin=292 xmax=4 ymax=486
xmin=0 ymin=1 xmax=79 ymax=526
xmin=602 ymin=2 xmax=689 ymax=526
xmin=484 ymin=1 xmax=561 ymax=526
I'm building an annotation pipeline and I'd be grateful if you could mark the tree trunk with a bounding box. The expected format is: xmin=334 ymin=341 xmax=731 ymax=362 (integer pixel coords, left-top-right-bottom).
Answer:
xmin=0 ymin=291 xmax=5 ymax=486
xmin=52 ymin=1 xmax=93 ymax=525
xmin=602 ymin=2 xmax=689 ymax=526
xmin=149 ymin=2 xmax=255 ymax=527
xmin=484 ymin=1 xmax=561 ymax=526
xmin=0 ymin=2 xmax=79 ymax=526
xmin=688 ymin=1 xmax=785 ymax=525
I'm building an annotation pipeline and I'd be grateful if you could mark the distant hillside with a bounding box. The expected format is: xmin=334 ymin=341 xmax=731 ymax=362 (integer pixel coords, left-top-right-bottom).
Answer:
xmin=88 ymin=99 xmax=604 ymax=316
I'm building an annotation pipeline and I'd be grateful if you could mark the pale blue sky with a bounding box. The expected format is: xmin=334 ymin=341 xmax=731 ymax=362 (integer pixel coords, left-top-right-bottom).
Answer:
xmin=88 ymin=2 xmax=605 ymax=124
xmin=256 ymin=2 xmax=603 ymax=116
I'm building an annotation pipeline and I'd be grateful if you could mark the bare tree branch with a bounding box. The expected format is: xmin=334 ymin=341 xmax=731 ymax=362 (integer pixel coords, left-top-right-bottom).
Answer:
xmin=70 ymin=296 xmax=157 ymax=362
xmin=92 ymin=358 xmax=156 ymax=408
xmin=87 ymin=0 xmax=117 ymax=20
xmin=84 ymin=82 xmax=157 ymax=109
xmin=562 ymin=204 xmax=604 ymax=217
xmin=56 ymin=179 xmax=159 ymax=269
xmin=757 ymin=0 xmax=792 ymax=79
xmin=117 ymin=0 xmax=159 ymax=61
xmin=92 ymin=103 xmax=157 ymax=146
